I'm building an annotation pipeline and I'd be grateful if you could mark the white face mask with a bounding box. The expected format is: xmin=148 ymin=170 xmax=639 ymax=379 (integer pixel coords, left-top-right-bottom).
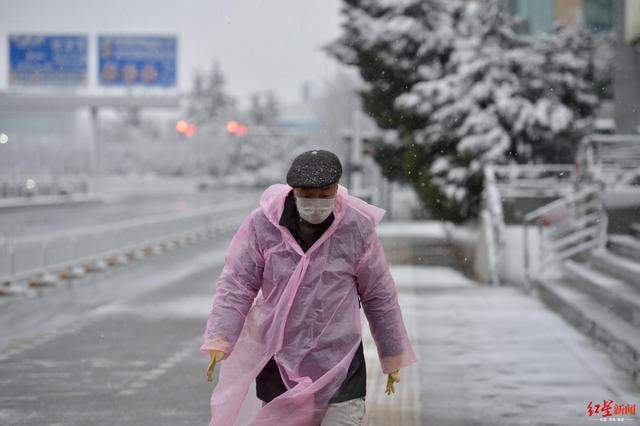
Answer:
xmin=295 ymin=196 xmax=336 ymax=224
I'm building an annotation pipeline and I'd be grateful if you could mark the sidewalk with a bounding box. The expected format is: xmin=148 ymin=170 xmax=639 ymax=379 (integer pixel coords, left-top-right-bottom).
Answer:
xmin=362 ymin=223 xmax=640 ymax=425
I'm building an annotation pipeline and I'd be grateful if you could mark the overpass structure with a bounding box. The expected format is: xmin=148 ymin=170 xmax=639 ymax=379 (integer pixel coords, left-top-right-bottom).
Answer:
xmin=0 ymin=92 xmax=181 ymax=111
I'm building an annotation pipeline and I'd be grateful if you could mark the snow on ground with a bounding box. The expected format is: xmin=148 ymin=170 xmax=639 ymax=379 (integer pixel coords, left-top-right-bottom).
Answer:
xmin=443 ymin=222 xmax=477 ymax=247
xmin=377 ymin=220 xmax=448 ymax=239
xmin=361 ymin=239 xmax=640 ymax=424
xmin=390 ymin=265 xmax=475 ymax=288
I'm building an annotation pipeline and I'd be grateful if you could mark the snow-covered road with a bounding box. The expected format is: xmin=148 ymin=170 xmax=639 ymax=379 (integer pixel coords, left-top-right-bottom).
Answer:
xmin=0 ymin=186 xmax=261 ymax=238
xmin=0 ymin=220 xmax=638 ymax=425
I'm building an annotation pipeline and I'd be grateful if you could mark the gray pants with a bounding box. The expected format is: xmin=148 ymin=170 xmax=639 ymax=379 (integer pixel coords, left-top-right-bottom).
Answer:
xmin=321 ymin=397 xmax=366 ymax=425
xmin=260 ymin=396 xmax=366 ymax=425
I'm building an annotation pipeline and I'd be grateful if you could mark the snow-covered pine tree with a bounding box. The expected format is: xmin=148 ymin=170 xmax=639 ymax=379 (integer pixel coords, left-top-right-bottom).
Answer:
xmin=187 ymin=60 xmax=235 ymax=126
xmin=327 ymin=0 xmax=604 ymax=222
xmin=248 ymin=91 xmax=281 ymax=126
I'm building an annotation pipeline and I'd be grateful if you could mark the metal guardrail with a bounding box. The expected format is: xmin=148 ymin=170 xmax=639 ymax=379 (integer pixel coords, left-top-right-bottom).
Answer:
xmin=491 ymin=164 xmax=575 ymax=198
xmin=523 ymin=184 xmax=608 ymax=285
xmin=482 ymin=163 xmax=576 ymax=286
xmin=576 ymin=134 xmax=640 ymax=188
xmin=0 ymin=174 xmax=91 ymax=198
xmin=484 ymin=134 xmax=638 ymax=286
xmin=0 ymin=199 xmax=255 ymax=292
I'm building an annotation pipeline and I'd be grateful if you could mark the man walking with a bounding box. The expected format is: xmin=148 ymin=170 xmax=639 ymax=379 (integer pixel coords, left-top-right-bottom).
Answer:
xmin=201 ymin=149 xmax=417 ymax=425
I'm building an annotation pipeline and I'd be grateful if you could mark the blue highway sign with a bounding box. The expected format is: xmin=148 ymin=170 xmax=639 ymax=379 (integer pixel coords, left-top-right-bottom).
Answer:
xmin=98 ymin=35 xmax=177 ymax=87
xmin=9 ymin=34 xmax=88 ymax=86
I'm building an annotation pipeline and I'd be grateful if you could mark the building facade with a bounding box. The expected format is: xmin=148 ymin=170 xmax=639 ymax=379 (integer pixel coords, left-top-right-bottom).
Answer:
xmin=508 ymin=0 xmax=613 ymax=34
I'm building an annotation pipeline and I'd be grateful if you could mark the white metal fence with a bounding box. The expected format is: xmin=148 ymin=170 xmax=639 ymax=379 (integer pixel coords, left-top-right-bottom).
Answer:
xmin=0 ymin=174 xmax=91 ymax=198
xmin=481 ymin=163 xmax=576 ymax=285
xmin=490 ymin=164 xmax=575 ymax=198
xmin=483 ymin=133 xmax=640 ymax=285
xmin=523 ymin=184 xmax=608 ymax=284
xmin=576 ymin=134 xmax=640 ymax=188
xmin=0 ymin=199 xmax=255 ymax=288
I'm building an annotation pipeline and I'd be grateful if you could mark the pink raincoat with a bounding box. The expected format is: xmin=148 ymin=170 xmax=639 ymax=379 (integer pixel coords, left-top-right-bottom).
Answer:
xmin=200 ymin=183 xmax=418 ymax=425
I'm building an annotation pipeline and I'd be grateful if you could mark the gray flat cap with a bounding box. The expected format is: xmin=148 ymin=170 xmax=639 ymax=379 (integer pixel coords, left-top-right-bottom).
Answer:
xmin=286 ymin=149 xmax=342 ymax=188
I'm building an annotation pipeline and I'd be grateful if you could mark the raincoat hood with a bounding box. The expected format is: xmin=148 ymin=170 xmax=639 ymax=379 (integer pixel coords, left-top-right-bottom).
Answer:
xmin=201 ymin=183 xmax=418 ymax=425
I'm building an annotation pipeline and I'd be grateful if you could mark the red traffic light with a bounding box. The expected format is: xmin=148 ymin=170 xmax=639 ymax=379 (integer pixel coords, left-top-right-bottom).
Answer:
xmin=185 ymin=123 xmax=197 ymax=137
xmin=176 ymin=120 xmax=197 ymax=137
xmin=176 ymin=120 xmax=189 ymax=133
xmin=227 ymin=120 xmax=239 ymax=133
xmin=227 ymin=120 xmax=248 ymax=136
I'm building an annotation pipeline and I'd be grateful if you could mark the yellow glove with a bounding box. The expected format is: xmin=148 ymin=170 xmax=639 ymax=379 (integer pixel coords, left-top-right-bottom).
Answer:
xmin=206 ymin=349 xmax=228 ymax=382
xmin=385 ymin=369 xmax=400 ymax=395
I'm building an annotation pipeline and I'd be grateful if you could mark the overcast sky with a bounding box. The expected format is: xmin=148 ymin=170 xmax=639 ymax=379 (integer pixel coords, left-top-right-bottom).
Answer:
xmin=0 ymin=0 xmax=346 ymax=107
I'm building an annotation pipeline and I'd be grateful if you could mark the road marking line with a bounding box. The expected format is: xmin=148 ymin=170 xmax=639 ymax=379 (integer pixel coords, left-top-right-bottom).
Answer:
xmin=117 ymin=337 xmax=198 ymax=396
